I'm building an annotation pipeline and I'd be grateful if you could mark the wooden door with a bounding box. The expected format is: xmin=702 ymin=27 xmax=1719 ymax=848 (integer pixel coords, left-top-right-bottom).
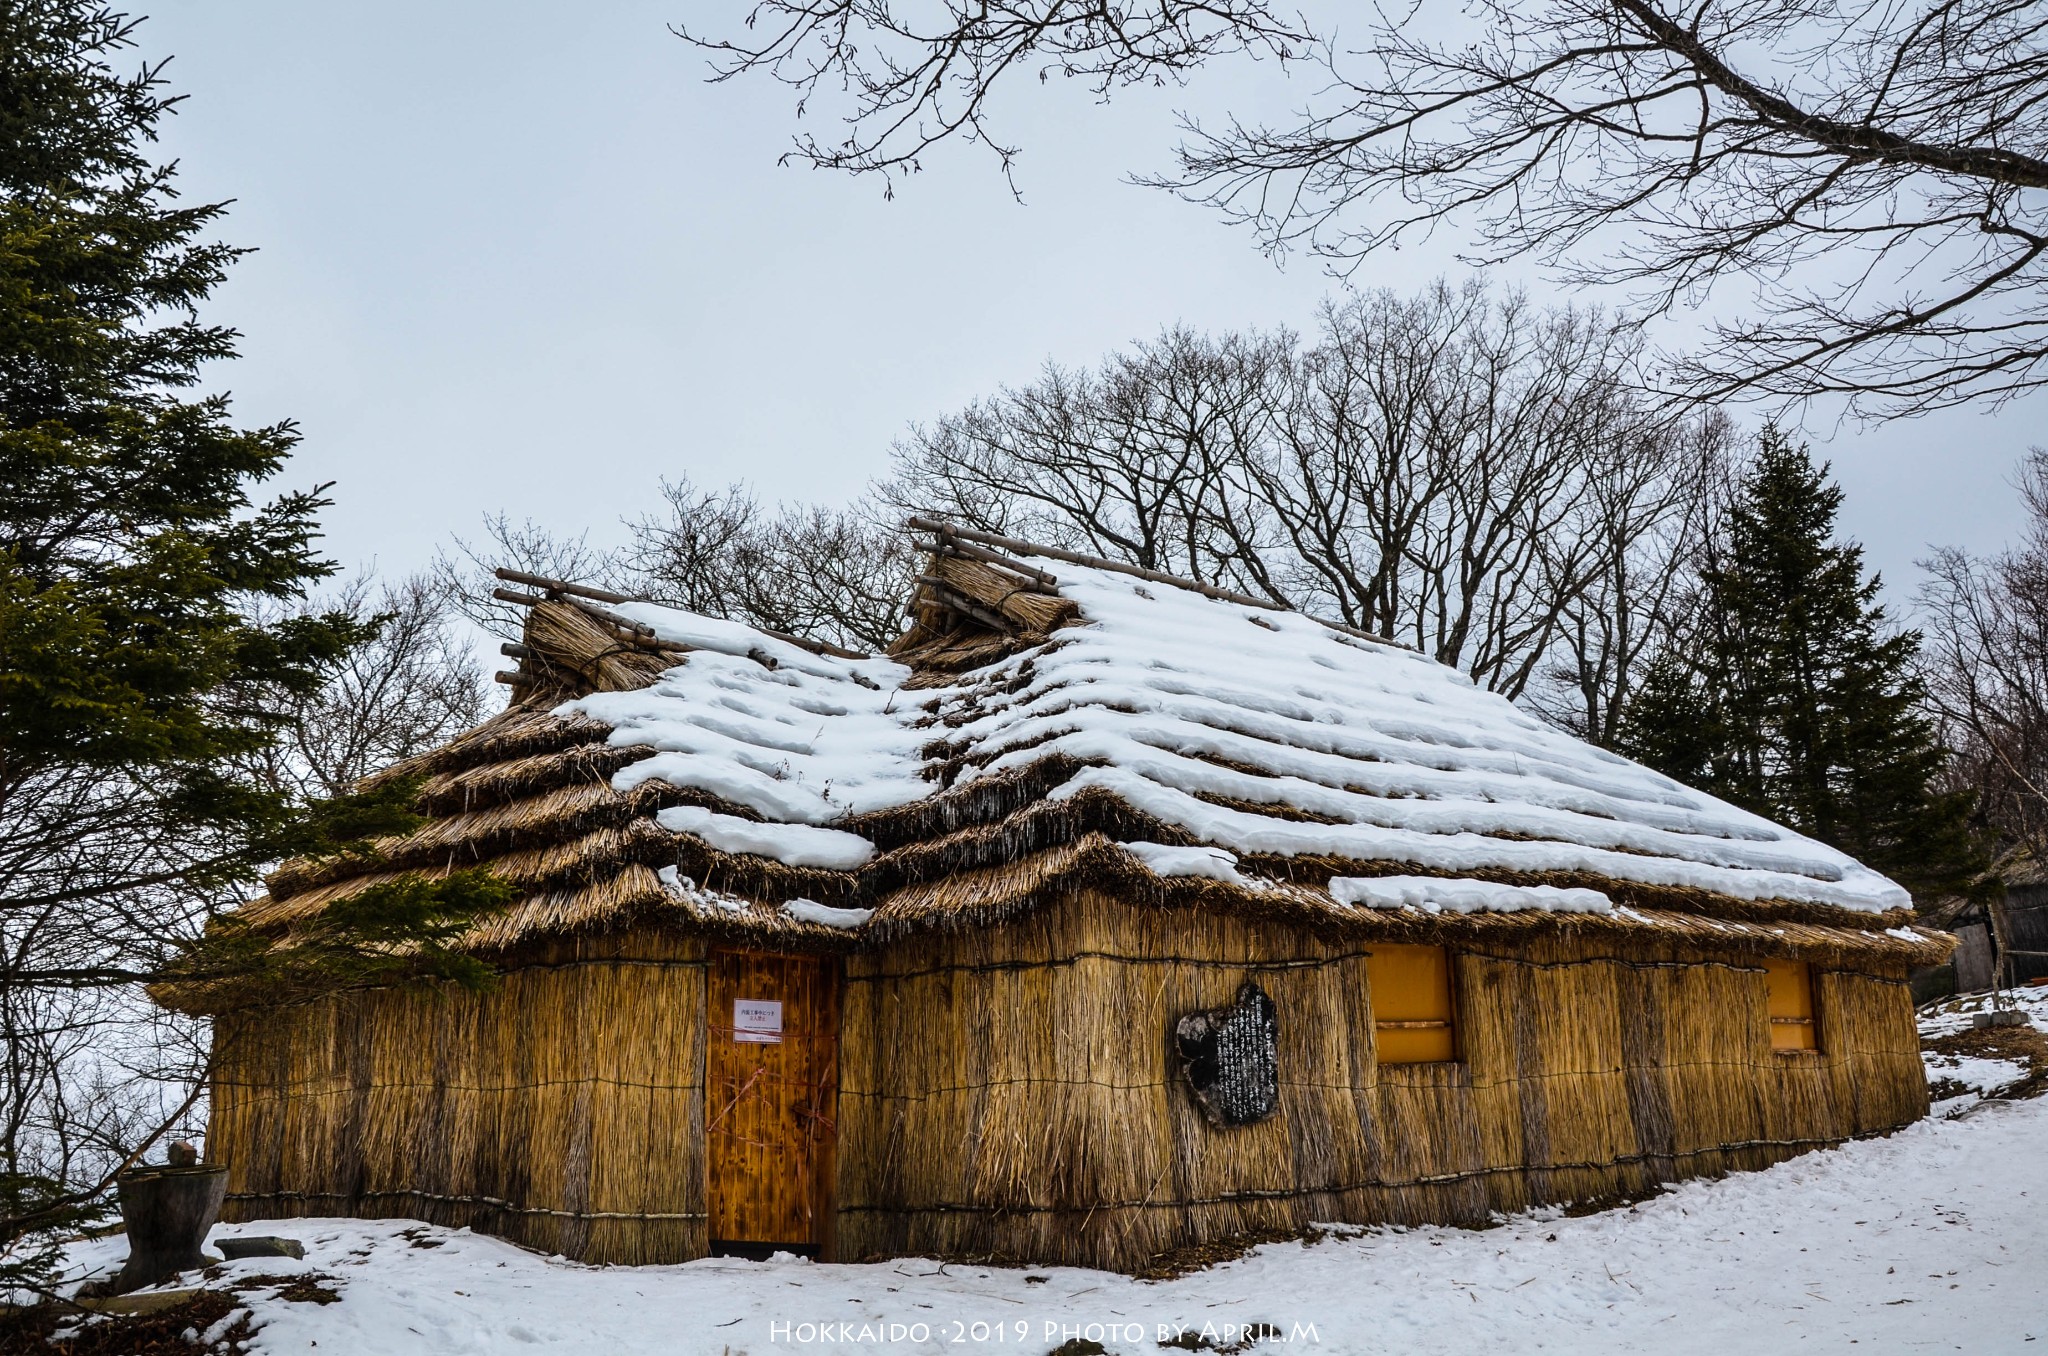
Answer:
xmin=706 ymin=949 xmax=840 ymax=1256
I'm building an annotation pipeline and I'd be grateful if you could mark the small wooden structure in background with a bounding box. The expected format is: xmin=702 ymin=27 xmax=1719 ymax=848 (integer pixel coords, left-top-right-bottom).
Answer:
xmin=1914 ymin=849 xmax=2048 ymax=998
xmin=176 ymin=525 xmax=1953 ymax=1271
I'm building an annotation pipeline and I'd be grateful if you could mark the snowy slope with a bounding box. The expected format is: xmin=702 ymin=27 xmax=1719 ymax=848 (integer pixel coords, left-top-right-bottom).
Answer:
xmin=1920 ymin=986 xmax=2048 ymax=1116
xmin=1918 ymin=984 xmax=2048 ymax=1039
xmin=564 ymin=561 xmax=1909 ymax=914
xmin=56 ymin=1095 xmax=2047 ymax=1354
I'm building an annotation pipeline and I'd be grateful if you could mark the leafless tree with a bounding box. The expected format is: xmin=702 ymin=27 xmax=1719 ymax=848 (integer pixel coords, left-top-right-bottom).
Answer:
xmin=747 ymin=501 xmax=922 ymax=652
xmin=1255 ymin=285 xmax=1727 ymax=699
xmin=433 ymin=483 xmax=914 ymax=656
xmin=1534 ymin=412 xmax=1737 ymax=742
xmin=890 ymin=279 xmax=1728 ymax=717
xmin=690 ymin=0 xmax=2048 ymax=413
xmin=3 ymin=747 xmax=243 ymax=1254
xmin=238 ymin=573 xmax=494 ymax=801
xmin=885 ymin=326 xmax=1294 ymax=601
xmin=433 ymin=513 xmax=625 ymax=646
xmin=621 ymin=477 xmax=917 ymax=653
xmin=1920 ymin=449 xmax=2048 ymax=858
xmin=615 ymin=478 xmax=763 ymax=620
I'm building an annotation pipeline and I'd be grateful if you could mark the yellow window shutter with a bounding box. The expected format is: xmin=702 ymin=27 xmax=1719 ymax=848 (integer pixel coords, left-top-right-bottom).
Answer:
xmin=1367 ymin=944 xmax=1456 ymax=1064
xmin=1764 ymin=958 xmax=1819 ymax=1052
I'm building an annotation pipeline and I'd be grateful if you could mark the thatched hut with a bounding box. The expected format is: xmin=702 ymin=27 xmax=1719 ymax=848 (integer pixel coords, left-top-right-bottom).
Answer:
xmin=184 ymin=523 xmax=1953 ymax=1271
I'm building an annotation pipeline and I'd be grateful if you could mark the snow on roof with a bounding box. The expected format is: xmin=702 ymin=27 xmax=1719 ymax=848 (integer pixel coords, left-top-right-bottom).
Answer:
xmin=575 ymin=610 xmax=922 ymax=824
xmin=1330 ymin=876 xmax=1614 ymax=916
xmin=560 ymin=555 xmax=1909 ymax=918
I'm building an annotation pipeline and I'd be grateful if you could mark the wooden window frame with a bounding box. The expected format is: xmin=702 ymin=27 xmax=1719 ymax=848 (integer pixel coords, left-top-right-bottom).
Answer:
xmin=1367 ymin=944 xmax=1461 ymax=1066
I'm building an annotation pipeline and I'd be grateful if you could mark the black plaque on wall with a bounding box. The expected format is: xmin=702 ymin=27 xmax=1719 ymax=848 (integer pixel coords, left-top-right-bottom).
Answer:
xmin=1175 ymin=980 xmax=1279 ymax=1127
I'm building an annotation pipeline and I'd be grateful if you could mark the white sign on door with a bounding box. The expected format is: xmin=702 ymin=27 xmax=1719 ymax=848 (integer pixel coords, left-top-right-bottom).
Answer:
xmin=733 ymin=998 xmax=783 ymax=1044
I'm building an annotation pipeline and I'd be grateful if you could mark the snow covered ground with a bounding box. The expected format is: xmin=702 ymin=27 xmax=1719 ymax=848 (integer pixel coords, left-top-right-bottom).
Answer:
xmin=34 ymin=989 xmax=2044 ymax=1355
xmin=48 ymin=1091 xmax=2045 ymax=1354
xmin=1918 ymin=982 xmax=2048 ymax=1040
xmin=1920 ymin=985 xmax=2048 ymax=1117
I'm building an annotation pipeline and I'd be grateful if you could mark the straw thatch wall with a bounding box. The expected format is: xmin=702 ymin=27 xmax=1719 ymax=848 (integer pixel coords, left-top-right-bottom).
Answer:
xmin=210 ymin=929 xmax=709 ymax=1265
xmin=206 ymin=889 xmax=1927 ymax=1275
xmin=836 ymin=888 xmax=1924 ymax=1270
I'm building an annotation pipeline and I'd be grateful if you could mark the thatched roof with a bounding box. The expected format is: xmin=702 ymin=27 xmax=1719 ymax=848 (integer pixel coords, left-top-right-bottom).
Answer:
xmin=232 ymin=524 xmax=1952 ymax=980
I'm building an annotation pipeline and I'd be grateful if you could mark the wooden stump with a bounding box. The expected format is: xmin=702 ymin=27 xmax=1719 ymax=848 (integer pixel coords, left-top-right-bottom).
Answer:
xmin=110 ymin=1166 xmax=229 ymax=1295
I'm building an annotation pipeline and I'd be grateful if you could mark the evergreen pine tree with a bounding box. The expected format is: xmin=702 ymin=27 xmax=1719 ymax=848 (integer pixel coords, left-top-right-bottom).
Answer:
xmin=1620 ymin=428 xmax=1980 ymax=902
xmin=0 ymin=4 xmax=504 ymax=1285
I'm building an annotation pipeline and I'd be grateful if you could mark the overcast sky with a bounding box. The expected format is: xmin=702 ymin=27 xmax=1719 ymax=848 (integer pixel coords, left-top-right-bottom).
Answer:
xmin=142 ymin=1 xmax=2041 ymax=609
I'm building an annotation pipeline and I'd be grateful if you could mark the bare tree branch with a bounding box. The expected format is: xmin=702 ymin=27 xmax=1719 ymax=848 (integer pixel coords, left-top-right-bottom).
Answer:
xmin=677 ymin=0 xmax=1309 ymax=193
xmin=691 ymin=0 xmax=2048 ymax=413
xmin=1157 ymin=0 xmax=2048 ymax=413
